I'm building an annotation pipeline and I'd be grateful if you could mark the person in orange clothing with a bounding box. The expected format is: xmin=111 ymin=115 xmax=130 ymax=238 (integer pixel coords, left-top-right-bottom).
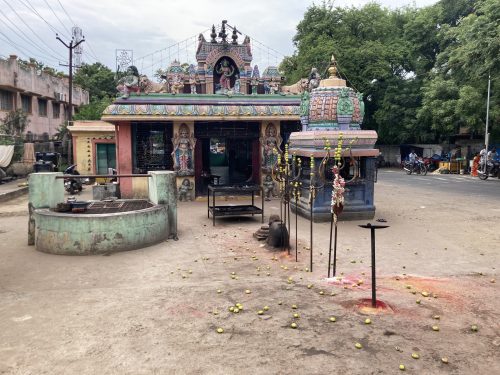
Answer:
xmin=472 ymin=153 xmax=480 ymax=177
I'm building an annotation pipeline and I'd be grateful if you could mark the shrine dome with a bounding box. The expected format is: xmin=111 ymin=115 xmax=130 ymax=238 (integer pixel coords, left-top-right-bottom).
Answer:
xmin=306 ymin=56 xmax=365 ymax=131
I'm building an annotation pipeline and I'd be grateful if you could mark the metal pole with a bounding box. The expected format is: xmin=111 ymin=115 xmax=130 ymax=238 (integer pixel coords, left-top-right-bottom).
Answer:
xmin=310 ymin=198 xmax=313 ymax=272
xmin=484 ymin=73 xmax=491 ymax=173
xmin=327 ymin=213 xmax=333 ymax=277
xmin=295 ymin=196 xmax=298 ymax=262
xmin=333 ymin=222 xmax=338 ymax=277
xmin=370 ymin=227 xmax=376 ymax=307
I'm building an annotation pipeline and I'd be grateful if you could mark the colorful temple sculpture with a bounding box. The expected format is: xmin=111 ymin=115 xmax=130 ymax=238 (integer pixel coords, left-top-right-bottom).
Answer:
xmin=289 ymin=55 xmax=379 ymax=220
xmin=102 ymin=22 xmax=378 ymax=220
xmin=102 ymin=21 xmax=300 ymax=199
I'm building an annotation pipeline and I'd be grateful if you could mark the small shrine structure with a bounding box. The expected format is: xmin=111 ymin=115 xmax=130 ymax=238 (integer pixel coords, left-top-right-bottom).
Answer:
xmin=289 ymin=56 xmax=379 ymax=220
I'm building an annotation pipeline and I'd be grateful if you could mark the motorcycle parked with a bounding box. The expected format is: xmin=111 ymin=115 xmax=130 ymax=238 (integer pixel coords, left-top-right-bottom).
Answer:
xmin=404 ymin=159 xmax=427 ymax=176
xmin=478 ymin=160 xmax=500 ymax=180
xmin=64 ymin=164 xmax=83 ymax=194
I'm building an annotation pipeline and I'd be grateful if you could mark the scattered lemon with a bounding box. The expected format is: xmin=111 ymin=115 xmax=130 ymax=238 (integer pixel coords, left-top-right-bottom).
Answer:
xmin=416 ymin=299 xmax=421 ymax=304
xmin=229 ymin=306 xmax=234 ymax=312
xmin=217 ymin=289 xmax=222 ymax=294
xmin=399 ymin=364 xmax=405 ymax=371
xmin=284 ymin=266 xmax=288 ymax=270
xmin=231 ymin=272 xmax=236 ymax=275
xmin=319 ymin=290 xmax=324 ymax=295
xmin=364 ymin=318 xmax=371 ymax=324
xmin=245 ymin=290 xmax=251 ymax=294
xmin=291 ymin=304 xmax=298 ymax=309
xmin=329 ymin=316 xmax=336 ymax=322
xmin=433 ymin=315 xmax=440 ymax=320
xmin=293 ymin=313 xmax=300 ymax=318
xmin=307 ymin=284 xmax=313 ymax=289
xmin=411 ymin=353 xmax=420 ymax=359
xmin=441 ymin=357 xmax=449 ymax=364
xmin=406 ymin=285 xmax=412 ymax=289
xmin=432 ymin=325 xmax=440 ymax=331
xmin=290 ymin=322 xmax=298 ymax=329
xmin=216 ymin=327 xmax=224 ymax=334
xmin=471 ymin=325 xmax=478 ymax=332
xmin=355 ymin=342 xmax=362 ymax=349
xmin=278 ymin=301 xmax=283 ymax=305
xmin=257 ymin=310 xmax=264 ymax=315
xmin=188 ymin=270 xmax=192 ymax=274
xmin=233 ymin=308 xmax=240 ymax=313
xmin=331 ymin=292 xmax=337 ymax=296
xmin=263 ymin=306 xmax=270 ymax=311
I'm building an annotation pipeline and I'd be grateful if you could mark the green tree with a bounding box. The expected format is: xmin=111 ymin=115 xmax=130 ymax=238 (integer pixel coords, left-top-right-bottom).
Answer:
xmin=1 ymin=109 xmax=30 ymax=136
xmin=74 ymin=63 xmax=117 ymax=100
xmin=73 ymin=97 xmax=113 ymax=121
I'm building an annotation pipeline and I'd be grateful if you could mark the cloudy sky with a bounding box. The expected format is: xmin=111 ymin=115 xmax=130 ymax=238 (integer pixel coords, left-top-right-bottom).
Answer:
xmin=1 ymin=0 xmax=438 ymax=76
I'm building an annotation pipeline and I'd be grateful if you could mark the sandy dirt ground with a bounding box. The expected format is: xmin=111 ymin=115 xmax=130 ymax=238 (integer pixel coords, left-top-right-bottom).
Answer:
xmin=0 ymin=172 xmax=498 ymax=374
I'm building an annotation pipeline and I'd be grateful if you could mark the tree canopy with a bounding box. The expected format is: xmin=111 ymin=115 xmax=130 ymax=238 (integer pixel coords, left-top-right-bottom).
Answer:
xmin=280 ymin=0 xmax=499 ymax=144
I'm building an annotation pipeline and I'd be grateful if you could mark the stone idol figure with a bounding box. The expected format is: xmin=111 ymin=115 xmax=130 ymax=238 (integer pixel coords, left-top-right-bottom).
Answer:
xmin=216 ymin=59 xmax=235 ymax=92
xmin=260 ymin=123 xmax=283 ymax=173
xmin=172 ymin=124 xmax=196 ymax=176
xmin=116 ymin=66 xmax=140 ymax=99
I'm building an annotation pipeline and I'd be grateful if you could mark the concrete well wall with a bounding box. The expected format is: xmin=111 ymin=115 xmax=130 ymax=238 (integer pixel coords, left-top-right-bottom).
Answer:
xmin=34 ymin=205 xmax=169 ymax=255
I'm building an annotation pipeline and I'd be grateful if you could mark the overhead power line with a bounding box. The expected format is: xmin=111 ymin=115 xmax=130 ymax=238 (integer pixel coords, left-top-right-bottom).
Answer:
xmin=57 ymin=0 xmax=76 ymax=26
xmin=43 ymin=0 xmax=72 ymax=36
xmin=16 ymin=0 xmax=70 ymax=39
xmin=0 ymin=31 xmax=59 ymax=65
xmin=3 ymin=0 xmax=67 ymax=60
xmin=0 ymin=8 xmax=64 ymax=62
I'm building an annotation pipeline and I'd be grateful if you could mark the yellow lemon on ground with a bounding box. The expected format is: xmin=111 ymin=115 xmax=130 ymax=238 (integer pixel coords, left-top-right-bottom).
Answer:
xmin=257 ymin=310 xmax=264 ymax=315
xmin=290 ymin=322 xmax=297 ymax=329
xmin=441 ymin=357 xmax=449 ymax=364
xmin=307 ymin=284 xmax=313 ymax=289
xmin=355 ymin=342 xmax=362 ymax=349
xmin=278 ymin=301 xmax=283 ymax=305
xmin=329 ymin=316 xmax=336 ymax=322
xmin=411 ymin=353 xmax=420 ymax=359
xmin=229 ymin=306 xmax=234 ymax=312
xmin=291 ymin=304 xmax=298 ymax=309
xmin=319 ymin=290 xmax=324 ymax=295
xmin=263 ymin=306 xmax=270 ymax=311
xmin=364 ymin=318 xmax=371 ymax=324
xmin=293 ymin=313 xmax=300 ymax=318
xmin=216 ymin=328 xmax=224 ymax=334
xmin=399 ymin=364 xmax=405 ymax=371
xmin=245 ymin=289 xmax=251 ymax=294
xmin=421 ymin=291 xmax=429 ymax=297
xmin=432 ymin=325 xmax=439 ymax=331
xmin=233 ymin=308 xmax=239 ymax=313
xmin=471 ymin=325 xmax=478 ymax=332
xmin=433 ymin=315 xmax=440 ymax=320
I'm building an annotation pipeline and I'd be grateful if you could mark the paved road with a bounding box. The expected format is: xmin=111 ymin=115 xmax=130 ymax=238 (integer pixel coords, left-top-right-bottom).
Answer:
xmin=377 ymin=168 xmax=500 ymax=200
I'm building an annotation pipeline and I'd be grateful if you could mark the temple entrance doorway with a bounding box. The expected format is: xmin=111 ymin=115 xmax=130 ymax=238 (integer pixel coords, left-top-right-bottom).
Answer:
xmin=195 ymin=122 xmax=260 ymax=196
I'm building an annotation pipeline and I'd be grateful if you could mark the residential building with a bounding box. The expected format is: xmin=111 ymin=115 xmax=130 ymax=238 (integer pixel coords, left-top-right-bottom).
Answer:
xmin=0 ymin=55 xmax=89 ymax=139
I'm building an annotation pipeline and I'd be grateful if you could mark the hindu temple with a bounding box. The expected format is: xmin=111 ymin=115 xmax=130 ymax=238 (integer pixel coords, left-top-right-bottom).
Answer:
xmin=101 ymin=22 xmax=378 ymax=220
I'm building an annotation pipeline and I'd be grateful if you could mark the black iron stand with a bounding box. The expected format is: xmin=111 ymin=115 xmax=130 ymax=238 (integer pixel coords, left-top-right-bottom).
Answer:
xmin=359 ymin=223 xmax=389 ymax=307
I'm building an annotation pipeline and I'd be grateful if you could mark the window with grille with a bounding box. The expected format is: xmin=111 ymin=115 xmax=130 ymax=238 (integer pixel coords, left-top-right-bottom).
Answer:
xmin=0 ymin=90 xmax=14 ymax=111
xmin=38 ymin=98 xmax=47 ymax=117
xmin=132 ymin=122 xmax=173 ymax=174
xmin=21 ymin=95 xmax=32 ymax=113
xmin=52 ymin=102 xmax=60 ymax=119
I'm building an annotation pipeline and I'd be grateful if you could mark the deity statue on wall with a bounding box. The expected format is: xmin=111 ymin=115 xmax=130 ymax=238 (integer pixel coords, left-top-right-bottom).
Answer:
xmin=233 ymin=74 xmax=241 ymax=94
xmin=264 ymin=80 xmax=271 ymax=94
xmin=178 ymin=178 xmax=193 ymax=201
xmin=172 ymin=124 xmax=196 ymax=176
xmin=269 ymin=78 xmax=280 ymax=94
xmin=189 ymin=74 xmax=198 ymax=94
xmin=260 ymin=123 xmax=282 ymax=172
xmin=251 ymin=77 xmax=259 ymax=95
xmin=170 ymin=74 xmax=184 ymax=94
xmin=116 ymin=66 xmax=140 ymax=99
xmin=308 ymin=67 xmax=321 ymax=91
xmin=263 ymin=174 xmax=276 ymax=201
xmin=216 ymin=59 xmax=235 ymax=92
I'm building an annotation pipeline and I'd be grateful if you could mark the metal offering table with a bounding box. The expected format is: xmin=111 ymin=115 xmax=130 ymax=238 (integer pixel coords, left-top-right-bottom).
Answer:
xmin=208 ymin=184 xmax=264 ymax=226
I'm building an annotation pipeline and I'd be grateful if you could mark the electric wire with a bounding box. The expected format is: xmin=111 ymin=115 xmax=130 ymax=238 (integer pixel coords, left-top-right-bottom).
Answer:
xmin=43 ymin=0 xmax=72 ymax=36
xmin=56 ymin=0 xmax=76 ymax=26
xmin=16 ymin=0 xmax=70 ymax=40
xmin=0 ymin=31 xmax=59 ymax=65
xmin=0 ymin=8 xmax=64 ymax=62
xmin=3 ymin=0 xmax=67 ymax=60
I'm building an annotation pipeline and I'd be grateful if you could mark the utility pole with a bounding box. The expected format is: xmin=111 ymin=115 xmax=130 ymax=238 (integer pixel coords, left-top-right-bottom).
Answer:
xmin=56 ymin=34 xmax=85 ymax=123
xmin=484 ymin=72 xmax=491 ymax=172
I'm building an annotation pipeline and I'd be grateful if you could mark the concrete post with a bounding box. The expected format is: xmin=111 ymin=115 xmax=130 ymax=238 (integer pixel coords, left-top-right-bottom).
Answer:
xmin=28 ymin=172 xmax=64 ymax=246
xmin=148 ymin=171 xmax=178 ymax=240
xmin=29 ymin=172 xmax=64 ymax=209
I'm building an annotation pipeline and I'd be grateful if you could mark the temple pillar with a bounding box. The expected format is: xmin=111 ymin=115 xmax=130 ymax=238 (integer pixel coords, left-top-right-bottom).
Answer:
xmin=173 ymin=121 xmax=196 ymax=201
xmin=116 ymin=122 xmax=133 ymax=198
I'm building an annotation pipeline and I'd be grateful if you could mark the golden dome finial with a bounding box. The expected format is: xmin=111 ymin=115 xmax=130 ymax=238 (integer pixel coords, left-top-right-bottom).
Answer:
xmin=327 ymin=54 xmax=338 ymax=79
